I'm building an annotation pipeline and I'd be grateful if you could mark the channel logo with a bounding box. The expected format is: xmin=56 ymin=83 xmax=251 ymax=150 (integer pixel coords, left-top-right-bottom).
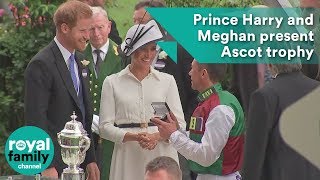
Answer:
xmin=5 ymin=126 xmax=54 ymax=175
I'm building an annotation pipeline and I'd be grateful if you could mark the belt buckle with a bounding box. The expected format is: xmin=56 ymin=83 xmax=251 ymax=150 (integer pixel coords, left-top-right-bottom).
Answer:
xmin=140 ymin=123 xmax=148 ymax=128
xmin=98 ymin=137 xmax=102 ymax=144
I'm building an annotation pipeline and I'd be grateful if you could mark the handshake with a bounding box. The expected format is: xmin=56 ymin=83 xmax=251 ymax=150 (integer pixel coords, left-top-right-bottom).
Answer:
xmin=137 ymin=132 xmax=161 ymax=150
xmin=137 ymin=111 xmax=181 ymax=150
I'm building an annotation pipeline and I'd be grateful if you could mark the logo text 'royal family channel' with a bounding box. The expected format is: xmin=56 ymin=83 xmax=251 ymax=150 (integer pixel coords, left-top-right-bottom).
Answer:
xmin=5 ymin=126 xmax=54 ymax=175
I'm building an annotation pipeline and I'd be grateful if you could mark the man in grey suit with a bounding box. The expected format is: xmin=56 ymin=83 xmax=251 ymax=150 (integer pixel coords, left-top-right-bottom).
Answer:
xmin=242 ymin=61 xmax=320 ymax=180
xmin=24 ymin=1 xmax=99 ymax=179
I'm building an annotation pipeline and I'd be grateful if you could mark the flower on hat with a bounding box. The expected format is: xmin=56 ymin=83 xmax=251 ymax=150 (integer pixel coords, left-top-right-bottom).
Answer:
xmin=113 ymin=45 xmax=119 ymax=56
xmin=81 ymin=59 xmax=90 ymax=66
xmin=158 ymin=50 xmax=168 ymax=60
xmin=120 ymin=20 xmax=163 ymax=57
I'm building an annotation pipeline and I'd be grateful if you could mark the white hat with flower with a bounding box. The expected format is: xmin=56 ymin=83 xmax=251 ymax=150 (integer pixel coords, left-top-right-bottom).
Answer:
xmin=120 ymin=20 xmax=163 ymax=56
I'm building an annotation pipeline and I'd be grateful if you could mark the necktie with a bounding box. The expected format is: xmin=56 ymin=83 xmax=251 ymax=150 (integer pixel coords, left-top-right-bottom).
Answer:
xmin=94 ymin=49 xmax=103 ymax=75
xmin=69 ymin=54 xmax=79 ymax=94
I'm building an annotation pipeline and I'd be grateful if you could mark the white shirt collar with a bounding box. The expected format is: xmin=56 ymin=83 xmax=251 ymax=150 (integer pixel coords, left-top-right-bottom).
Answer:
xmin=54 ymin=36 xmax=75 ymax=67
xmin=119 ymin=65 xmax=161 ymax=81
xmin=91 ymin=39 xmax=109 ymax=55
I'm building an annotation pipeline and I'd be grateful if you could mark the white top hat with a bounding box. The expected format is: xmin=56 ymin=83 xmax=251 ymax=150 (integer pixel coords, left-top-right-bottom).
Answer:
xmin=120 ymin=20 xmax=163 ymax=56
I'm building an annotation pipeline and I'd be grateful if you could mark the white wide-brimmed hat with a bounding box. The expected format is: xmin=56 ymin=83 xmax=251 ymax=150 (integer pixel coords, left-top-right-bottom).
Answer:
xmin=120 ymin=20 xmax=163 ymax=56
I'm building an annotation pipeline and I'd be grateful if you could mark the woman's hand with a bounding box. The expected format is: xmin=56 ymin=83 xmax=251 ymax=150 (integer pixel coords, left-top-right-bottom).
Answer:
xmin=138 ymin=132 xmax=160 ymax=150
xmin=123 ymin=132 xmax=140 ymax=143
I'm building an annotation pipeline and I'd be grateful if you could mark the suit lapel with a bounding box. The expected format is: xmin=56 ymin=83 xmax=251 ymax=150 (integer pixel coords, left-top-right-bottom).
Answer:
xmin=75 ymin=52 xmax=92 ymax=119
xmin=75 ymin=52 xmax=90 ymax=100
xmin=51 ymin=41 xmax=82 ymax=110
xmin=83 ymin=45 xmax=96 ymax=79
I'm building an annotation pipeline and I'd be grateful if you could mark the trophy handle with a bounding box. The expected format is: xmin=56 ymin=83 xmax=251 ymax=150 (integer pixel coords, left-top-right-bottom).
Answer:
xmin=57 ymin=132 xmax=61 ymax=146
xmin=79 ymin=136 xmax=90 ymax=154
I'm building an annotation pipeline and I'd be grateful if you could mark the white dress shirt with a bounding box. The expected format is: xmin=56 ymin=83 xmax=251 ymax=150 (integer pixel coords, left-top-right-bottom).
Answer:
xmin=91 ymin=40 xmax=109 ymax=77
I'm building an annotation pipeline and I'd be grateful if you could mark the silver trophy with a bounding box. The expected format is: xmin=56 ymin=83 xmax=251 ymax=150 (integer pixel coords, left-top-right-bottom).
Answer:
xmin=57 ymin=112 xmax=90 ymax=180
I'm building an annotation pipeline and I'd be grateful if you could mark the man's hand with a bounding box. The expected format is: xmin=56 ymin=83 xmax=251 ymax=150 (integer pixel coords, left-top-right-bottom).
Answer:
xmin=151 ymin=111 xmax=179 ymax=140
xmin=41 ymin=167 xmax=58 ymax=179
xmin=86 ymin=162 xmax=100 ymax=180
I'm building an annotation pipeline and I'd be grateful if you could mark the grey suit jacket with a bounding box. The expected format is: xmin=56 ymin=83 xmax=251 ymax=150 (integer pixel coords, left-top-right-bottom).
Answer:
xmin=24 ymin=41 xmax=96 ymax=175
xmin=243 ymin=71 xmax=320 ymax=180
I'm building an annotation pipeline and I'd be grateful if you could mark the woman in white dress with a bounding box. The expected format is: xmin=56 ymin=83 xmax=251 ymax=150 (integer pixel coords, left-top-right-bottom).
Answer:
xmin=99 ymin=20 xmax=186 ymax=180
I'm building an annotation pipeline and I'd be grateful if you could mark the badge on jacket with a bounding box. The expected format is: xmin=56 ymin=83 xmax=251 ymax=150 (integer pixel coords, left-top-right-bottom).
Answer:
xmin=189 ymin=116 xmax=204 ymax=132
xmin=82 ymin=69 xmax=88 ymax=78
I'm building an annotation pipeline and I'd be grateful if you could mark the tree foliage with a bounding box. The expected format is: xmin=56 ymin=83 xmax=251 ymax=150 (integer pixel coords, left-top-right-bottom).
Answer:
xmin=164 ymin=0 xmax=262 ymax=7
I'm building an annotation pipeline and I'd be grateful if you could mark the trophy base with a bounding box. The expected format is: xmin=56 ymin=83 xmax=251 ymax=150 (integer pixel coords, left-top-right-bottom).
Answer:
xmin=61 ymin=167 xmax=85 ymax=180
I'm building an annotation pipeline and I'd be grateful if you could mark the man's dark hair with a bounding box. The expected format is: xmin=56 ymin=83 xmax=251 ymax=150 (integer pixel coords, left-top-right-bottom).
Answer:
xmin=145 ymin=156 xmax=182 ymax=180
xmin=135 ymin=0 xmax=166 ymax=10
xmin=199 ymin=63 xmax=228 ymax=82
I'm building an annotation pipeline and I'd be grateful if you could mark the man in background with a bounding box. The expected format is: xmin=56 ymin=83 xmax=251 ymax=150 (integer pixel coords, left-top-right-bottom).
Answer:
xmin=242 ymin=61 xmax=320 ymax=180
xmin=79 ymin=0 xmax=122 ymax=45
xmin=83 ymin=6 xmax=122 ymax=180
xmin=145 ymin=156 xmax=182 ymax=180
